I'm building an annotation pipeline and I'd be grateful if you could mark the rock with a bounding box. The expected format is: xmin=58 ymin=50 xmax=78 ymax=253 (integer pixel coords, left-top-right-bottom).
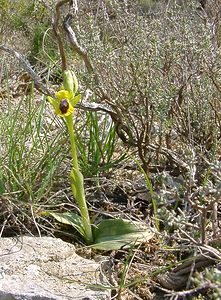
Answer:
xmin=0 ymin=236 xmax=110 ymax=300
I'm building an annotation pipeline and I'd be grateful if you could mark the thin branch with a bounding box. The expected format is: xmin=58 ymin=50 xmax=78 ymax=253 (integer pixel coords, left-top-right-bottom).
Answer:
xmin=166 ymin=283 xmax=219 ymax=298
xmin=69 ymin=0 xmax=78 ymax=15
xmin=52 ymin=0 xmax=69 ymax=71
xmin=63 ymin=13 xmax=94 ymax=73
xmin=0 ymin=44 xmax=52 ymax=96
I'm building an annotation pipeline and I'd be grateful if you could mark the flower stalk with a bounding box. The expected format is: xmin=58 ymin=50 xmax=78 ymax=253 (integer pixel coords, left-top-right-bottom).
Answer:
xmin=66 ymin=114 xmax=79 ymax=170
xmin=66 ymin=114 xmax=93 ymax=243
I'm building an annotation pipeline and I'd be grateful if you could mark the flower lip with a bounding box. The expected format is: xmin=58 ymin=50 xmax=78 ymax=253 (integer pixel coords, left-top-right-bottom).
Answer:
xmin=59 ymin=99 xmax=69 ymax=114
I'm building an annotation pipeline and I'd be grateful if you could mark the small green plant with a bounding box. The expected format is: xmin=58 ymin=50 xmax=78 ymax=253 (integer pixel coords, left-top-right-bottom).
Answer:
xmin=29 ymin=24 xmax=49 ymax=64
xmin=133 ymin=157 xmax=159 ymax=231
xmin=193 ymin=267 xmax=221 ymax=299
xmin=0 ymin=170 xmax=5 ymax=195
xmin=75 ymin=110 xmax=127 ymax=178
xmin=0 ymin=0 xmax=34 ymax=31
xmin=0 ymin=86 xmax=65 ymax=203
xmin=44 ymin=70 xmax=154 ymax=249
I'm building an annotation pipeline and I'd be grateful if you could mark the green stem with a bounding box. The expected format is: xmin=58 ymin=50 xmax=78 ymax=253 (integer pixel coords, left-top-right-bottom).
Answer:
xmin=132 ymin=156 xmax=160 ymax=232
xmin=66 ymin=115 xmax=79 ymax=169
xmin=66 ymin=114 xmax=93 ymax=244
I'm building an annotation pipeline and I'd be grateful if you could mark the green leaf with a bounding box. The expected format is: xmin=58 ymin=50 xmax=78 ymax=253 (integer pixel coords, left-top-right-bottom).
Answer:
xmin=0 ymin=179 xmax=5 ymax=195
xmin=70 ymin=167 xmax=85 ymax=203
xmin=45 ymin=211 xmax=85 ymax=238
xmin=0 ymin=171 xmax=5 ymax=195
xmin=92 ymin=219 xmax=154 ymax=250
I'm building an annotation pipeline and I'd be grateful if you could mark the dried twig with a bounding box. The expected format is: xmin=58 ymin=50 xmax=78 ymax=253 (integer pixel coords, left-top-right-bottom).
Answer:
xmin=0 ymin=44 xmax=52 ymax=96
xmin=63 ymin=13 xmax=94 ymax=73
xmin=157 ymin=251 xmax=218 ymax=291
xmin=52 ymin=0 xmax=69 ymax=71
xmin=157 ymin=234 xmax=221 ymax=291
xmin=166 ymin=283 xmax=219 ymax=298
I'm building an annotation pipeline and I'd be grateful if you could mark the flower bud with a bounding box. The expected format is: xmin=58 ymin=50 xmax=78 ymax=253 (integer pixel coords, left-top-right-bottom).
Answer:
xmin=63 ymin=70 xmax=78 ymax=95
xmin=72 ymin=71 xmax=78 ymax=95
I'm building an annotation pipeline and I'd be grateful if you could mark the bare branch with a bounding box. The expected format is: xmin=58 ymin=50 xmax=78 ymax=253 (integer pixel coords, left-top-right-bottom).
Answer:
xmin=69 ymin=0 xmax=78 ymax=15
xmin=0 ymin=44 xmax=52 ymax=96
xmin=63 ymin=13 xmax=94 ymax=73
xmin=157 ymin=249 xmax=219 ymax=291
xmin=166 ymin=283 xmax=219 ymax=298
xmin=52 ymin=0 xmax=69 ymax=71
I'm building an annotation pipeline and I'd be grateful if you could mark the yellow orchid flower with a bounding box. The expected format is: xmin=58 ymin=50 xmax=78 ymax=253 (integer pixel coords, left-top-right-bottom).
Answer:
xmin=48 ymin=89 xmax=81 ymax=117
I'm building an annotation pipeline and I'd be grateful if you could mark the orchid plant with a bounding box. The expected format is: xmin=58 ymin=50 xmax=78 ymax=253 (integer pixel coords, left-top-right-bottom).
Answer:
xmin=47 ymin=71 xmax=93 ymax=243
xmin=45 ymin=70 xmax=154 ymax=249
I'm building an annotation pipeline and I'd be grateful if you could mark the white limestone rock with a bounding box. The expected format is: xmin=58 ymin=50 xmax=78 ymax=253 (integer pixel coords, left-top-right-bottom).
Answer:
xmin=0 ymin=236 xmax=110 ymax=300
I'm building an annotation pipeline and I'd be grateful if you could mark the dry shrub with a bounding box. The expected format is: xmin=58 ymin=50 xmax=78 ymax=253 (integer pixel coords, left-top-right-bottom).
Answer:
xmin=74 ymin=0 xmax=221 ymax=173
